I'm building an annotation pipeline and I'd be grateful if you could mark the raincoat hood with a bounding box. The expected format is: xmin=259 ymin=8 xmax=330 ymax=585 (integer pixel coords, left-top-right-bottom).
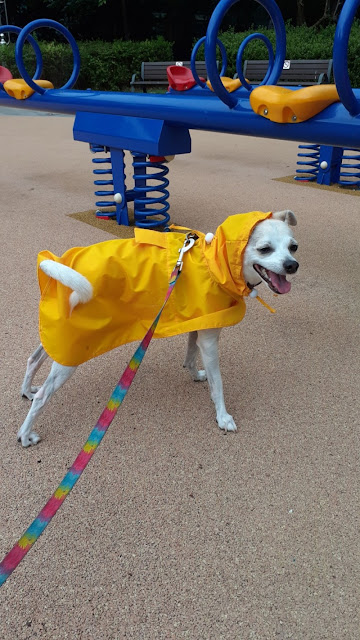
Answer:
xmin=201 ymin=211 xmax=272 ymax=298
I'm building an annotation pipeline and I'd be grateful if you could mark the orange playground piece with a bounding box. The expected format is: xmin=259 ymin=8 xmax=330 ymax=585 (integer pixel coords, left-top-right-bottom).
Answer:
xmin=249 ymin=84 xmax=340 ymax=124
xmin=3 ymin=78 xmax=54 ymax=100
xmin=206 ymin=76 xmax=242 ymax=93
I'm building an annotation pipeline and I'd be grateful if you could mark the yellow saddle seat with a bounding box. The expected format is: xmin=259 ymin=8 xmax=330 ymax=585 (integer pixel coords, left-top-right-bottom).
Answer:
xmin=206 ymin=76 xmax=243 ymax=93
xmin=3 ymin=78 xmax=54 ymax=100
xmin=249 ymin=84 xmax=340 ymax=123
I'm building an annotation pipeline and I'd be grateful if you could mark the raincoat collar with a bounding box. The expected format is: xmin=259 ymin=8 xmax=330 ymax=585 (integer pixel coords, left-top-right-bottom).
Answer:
xmin=136 ymin=211 xmax=272 ymax=300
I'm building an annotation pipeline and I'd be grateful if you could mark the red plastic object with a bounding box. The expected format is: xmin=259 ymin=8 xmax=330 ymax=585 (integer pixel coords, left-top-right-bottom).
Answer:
xmin=149 ymin=155 xmax=166 ymax=163
xmin=96 ymin=212 xmax=115 ymax=220
xmin=0 ymin=66 xmax=13 ymax=84
xmin=167 ymin=65 xmax=204 ymax=91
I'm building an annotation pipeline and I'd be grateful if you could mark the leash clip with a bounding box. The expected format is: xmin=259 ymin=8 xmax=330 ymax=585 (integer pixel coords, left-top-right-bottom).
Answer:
xmin=176 ymin=233 xmax=196 ymax=271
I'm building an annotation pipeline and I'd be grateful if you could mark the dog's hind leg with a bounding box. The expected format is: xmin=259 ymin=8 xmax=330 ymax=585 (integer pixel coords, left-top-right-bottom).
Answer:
xmin=21 ymin=344 xmax=48 ymax=400
xmin=183 ymin=331 xmax=207 ymax=381
xmin=18 ymin=361 xmax=77 ymax=447
xmin=196 ymin=329 xmax=237 ymax=433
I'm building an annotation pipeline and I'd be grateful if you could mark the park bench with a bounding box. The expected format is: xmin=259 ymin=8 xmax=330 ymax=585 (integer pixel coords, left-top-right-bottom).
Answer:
xmin=242 ymin=59 xmax=333 ymax=86
xmin=130 ymin=60 xmax=214 ymax=92
xmin=131 ymin=58 xmax=333 ymax=93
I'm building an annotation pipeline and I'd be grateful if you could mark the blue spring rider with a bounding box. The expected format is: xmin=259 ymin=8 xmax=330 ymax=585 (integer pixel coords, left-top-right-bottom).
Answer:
xmin=2 ymin=0 xmax=360 ymax=218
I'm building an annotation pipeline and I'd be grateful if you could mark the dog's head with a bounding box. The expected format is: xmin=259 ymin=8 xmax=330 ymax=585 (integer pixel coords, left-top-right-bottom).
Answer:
xmin=243 ymin=210 xmax=299 ymax=294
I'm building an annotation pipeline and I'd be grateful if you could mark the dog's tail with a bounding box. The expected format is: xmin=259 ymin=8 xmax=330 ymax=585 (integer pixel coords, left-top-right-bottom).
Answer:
xmin=39 ymin=260 xmax=93 ymax=313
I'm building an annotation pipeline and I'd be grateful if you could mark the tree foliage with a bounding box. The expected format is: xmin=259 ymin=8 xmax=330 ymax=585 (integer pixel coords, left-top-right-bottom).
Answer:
xmin=4 ymin=0 xmax=359 ymax=57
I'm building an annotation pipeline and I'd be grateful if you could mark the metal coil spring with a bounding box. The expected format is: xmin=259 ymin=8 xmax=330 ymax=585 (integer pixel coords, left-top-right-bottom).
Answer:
xmin=338 ymin=148 xmax=360 ymax=188
xmin=294 ymin=144 xmax=320 ymax=181
xmin=132 ymin=152 xmax=170 ymax=228
xmin=90 ymin=144 xmax=120 ymax=217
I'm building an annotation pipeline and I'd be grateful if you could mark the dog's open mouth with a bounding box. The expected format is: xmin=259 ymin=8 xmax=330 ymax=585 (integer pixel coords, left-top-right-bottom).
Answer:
xmin=253 ymin=265 xmax=291 ymax=294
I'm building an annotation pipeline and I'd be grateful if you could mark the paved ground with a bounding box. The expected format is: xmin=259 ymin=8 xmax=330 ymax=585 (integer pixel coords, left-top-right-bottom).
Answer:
xmin=0 ymin=112 xmax=359 ymax=639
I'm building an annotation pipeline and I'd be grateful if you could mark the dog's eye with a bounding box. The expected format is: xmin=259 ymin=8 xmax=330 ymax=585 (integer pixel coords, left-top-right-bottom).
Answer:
xmin=290 ymin=244 xmax=298 ymax=252
xmin=258 ymin=246 xmax=272 ymax=255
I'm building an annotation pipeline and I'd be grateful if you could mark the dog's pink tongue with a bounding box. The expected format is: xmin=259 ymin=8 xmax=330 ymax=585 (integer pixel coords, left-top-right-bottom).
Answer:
xmin=268 ymin=271 xmax=291 ymax=294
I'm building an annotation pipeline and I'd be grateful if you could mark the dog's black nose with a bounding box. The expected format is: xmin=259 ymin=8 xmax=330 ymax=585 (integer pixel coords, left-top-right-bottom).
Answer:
xmin=284 ymin=259 xmax=299 ymax=274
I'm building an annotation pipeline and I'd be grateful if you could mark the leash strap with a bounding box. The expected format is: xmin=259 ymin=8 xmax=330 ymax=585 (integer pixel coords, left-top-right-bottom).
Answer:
xmin=0 ymin=235 xmax=195 ymax=586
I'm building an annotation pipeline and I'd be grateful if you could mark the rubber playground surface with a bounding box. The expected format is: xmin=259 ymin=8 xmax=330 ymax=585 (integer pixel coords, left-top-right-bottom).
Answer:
xmin=0 ymin=112 xmax=359 ymax=639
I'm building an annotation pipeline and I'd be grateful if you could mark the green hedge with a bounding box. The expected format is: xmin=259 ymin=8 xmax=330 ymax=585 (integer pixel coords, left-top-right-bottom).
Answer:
xmin=0 ymin=36 xmax=173 ymax=91
xmin=216 ymin=22 xmax=360 ymax=86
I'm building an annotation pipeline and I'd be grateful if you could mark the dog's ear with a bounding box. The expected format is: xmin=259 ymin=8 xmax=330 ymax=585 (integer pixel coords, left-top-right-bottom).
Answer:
xmin=272 ymin=210 xmax=297 ymax=226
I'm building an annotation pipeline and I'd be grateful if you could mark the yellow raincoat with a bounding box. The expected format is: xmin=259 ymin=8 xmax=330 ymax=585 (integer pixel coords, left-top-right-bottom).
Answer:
xmin=38 ymin=211 xmax=272 ymax=366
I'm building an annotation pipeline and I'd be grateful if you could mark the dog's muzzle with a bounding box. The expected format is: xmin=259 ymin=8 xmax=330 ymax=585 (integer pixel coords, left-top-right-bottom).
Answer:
xmin=253 ymin=264 xmax=294 ymax=294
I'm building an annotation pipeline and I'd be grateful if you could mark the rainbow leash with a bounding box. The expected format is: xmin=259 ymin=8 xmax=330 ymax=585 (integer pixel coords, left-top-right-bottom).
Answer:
xmin=0 ymin=234 xmax=196 ymax=586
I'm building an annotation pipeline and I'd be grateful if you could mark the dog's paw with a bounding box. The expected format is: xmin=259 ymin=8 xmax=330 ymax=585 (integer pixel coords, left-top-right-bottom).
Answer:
xmin=17 ymin=432 xmax=41 ymax=447
xmin=217 ymin=413 xmax=237 ymax=433
xmin=193 ymin=369 xmax=207 ymax=382
xmin=22 ymin=386 xmax=41 ymax=401
xmin=183 ymin=363 xmax=207 ymax=382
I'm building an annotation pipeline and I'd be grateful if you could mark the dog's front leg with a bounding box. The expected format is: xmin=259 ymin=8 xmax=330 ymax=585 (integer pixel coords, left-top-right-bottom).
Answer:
xmin=183 ymin=331 xmax=207 ymax=381
xmin=196 ymin=329 xmax=237 ymax=433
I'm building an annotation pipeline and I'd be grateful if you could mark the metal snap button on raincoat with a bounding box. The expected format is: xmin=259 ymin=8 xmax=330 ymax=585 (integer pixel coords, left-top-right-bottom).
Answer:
xmin=38 ymin=211 xmax=272 ymax=366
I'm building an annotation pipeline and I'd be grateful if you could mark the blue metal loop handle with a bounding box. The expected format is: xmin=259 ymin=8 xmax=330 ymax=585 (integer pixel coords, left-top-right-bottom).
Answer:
xmin=236 ymin=33 xmax=274 ymax=92
xmin=191 ymin=36 xmax=227 ymax=88
xmin=0 ymin=25 xmax=43 ymax=90
xmin=333 ymin=0 xmax=360 ymax=116
xmin=206 ymin=0 xmax=286 ymax=109
xmin=15 ymin=19 xmax=81 ymax=94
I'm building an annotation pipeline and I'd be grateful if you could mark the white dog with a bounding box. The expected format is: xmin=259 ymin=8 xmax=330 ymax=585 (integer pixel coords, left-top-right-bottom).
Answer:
xmin=17 ymin=210 xmax=298 ymax=447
